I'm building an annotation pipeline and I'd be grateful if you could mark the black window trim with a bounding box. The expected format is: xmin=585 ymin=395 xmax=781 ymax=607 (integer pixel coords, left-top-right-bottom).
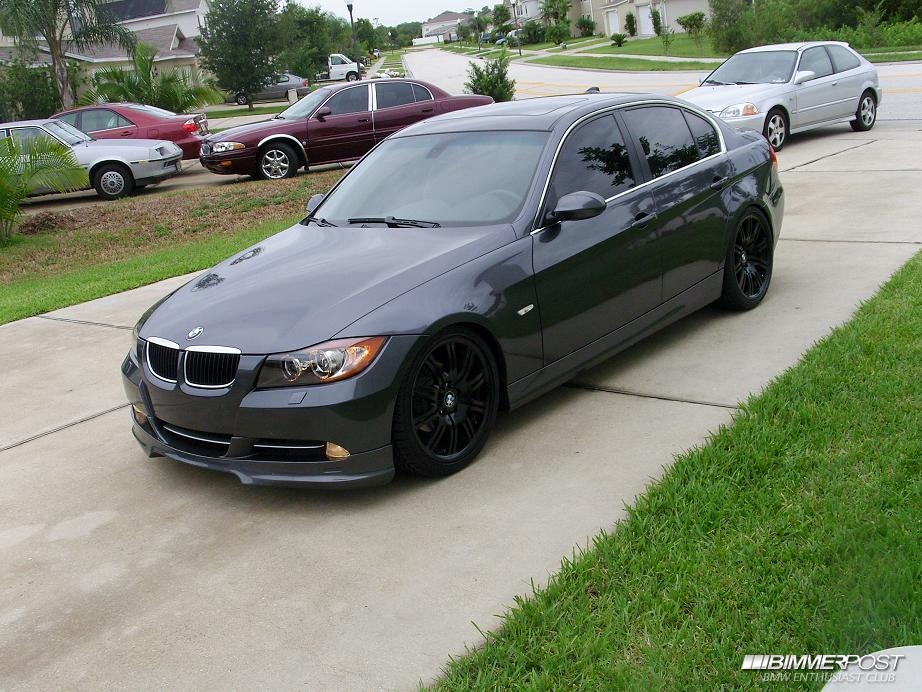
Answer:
xmin=315 ymin=83 xmax=372 ymax=117
xmin=796 ymin=45 xmax=835 ymax=80
xmin=531 ymin=101 xmax=727 ymax=234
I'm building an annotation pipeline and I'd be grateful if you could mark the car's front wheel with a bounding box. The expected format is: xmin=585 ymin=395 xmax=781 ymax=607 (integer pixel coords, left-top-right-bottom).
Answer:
xmin=346 ymin=71 xmax=359 ymax=82
xmin=256 ymin=142 xmax=298 ymax=180
xmin=850 ymin=90 xmax=877 ymax=132
xmin=763 ymin=108 xmax=788 ymax=151
xmin=235 ymin=93 xmax=248 ymax=105
xmin=393 ymin=329 xmax=500 ymax=477
xmin=718 ymin=209 xmax=774 ymax=310
xmin=93 ymin=163 xmax=135 ymax=200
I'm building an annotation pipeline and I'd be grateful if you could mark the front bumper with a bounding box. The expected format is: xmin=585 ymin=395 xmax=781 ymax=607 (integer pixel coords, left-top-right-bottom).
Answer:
xmin=713 ymin=111 xmax=767 ymax=134
xmin=130 ymin=155 xmax=183 ymax=185
xmin=199 ymin=149 xmax=258 ymax=176
xmin=121 ymin=335 xmax=421 ymax=488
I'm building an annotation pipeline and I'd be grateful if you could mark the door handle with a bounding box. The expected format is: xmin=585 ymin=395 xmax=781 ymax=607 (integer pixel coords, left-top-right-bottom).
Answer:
xmin=421 ymin=107 xmax=433 ymax=113
xmin=357 ymin=118 xmax=370 ymax=123
xmin=710 ymin=176 xmax=728 ymax=191
xmin=831 ymin=81 xmax=838 ymax=86
xmin=121 ymin=131 xmax=132 ymax=136
xmin=630 ymin=212 xmax=657 ymax=229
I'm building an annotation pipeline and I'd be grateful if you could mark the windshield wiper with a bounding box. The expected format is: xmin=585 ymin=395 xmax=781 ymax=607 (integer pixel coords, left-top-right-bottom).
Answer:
xmin=733 ymin=81 xmax=756 ymax=85
xmin=703 ymin=79 xmax=728 ymax=86
xmin=303 ymin=216 xmax=336 ymax=227
xmin=347 ymin=216 xmax=441 ymax=228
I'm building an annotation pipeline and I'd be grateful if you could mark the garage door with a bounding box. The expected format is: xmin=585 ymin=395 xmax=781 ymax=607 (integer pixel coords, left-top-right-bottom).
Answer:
xmin=637 ymin=4 xmax=654 ymax=35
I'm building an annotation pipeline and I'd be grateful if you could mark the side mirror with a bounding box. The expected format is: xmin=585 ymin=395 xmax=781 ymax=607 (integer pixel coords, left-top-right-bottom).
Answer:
xmin=305 ymin=193 xmax=324 ymax=214
xmin=315 ymin=106 xmax=332 ymax=120
xmin=545 ymin=191 xmax=607 ymax=224
xmin=793 ymin=70 xmax=815 ymax=85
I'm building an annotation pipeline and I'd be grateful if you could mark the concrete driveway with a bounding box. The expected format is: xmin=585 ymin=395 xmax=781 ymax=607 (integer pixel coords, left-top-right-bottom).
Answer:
xmin=1 ymin=118 xmax=920 ymax=688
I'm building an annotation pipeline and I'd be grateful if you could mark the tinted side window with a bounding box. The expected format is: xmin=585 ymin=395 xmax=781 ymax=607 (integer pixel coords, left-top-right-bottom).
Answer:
xmin=56 ymin=113 xmax=80 ymax=127
xmin=548 ymin=115 xmax=635 ymax=207
xmin=412 ymin=83 xmax=433 ymax=102
xmin=799 ymin=47 xmax=834 ymax=78
xmin=622 ymin=106 xmax=700 ymax=178
xmin=827 ymin=44 xmax=861 ymax=72
xmin=683 ymin=110 xmax=720 ymax=158
xmin=376 ymin=82 xmax=416 ymax=109
xmin=325 ymin=85 xmax=369 ymax=115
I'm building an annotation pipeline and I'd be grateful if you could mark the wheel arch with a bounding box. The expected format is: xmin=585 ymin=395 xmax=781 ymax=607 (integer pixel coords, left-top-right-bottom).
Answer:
xmin=88 ymin=159 xmax=132 ymax=182
xmin=256 ymin=134 xmax=308 ymax=167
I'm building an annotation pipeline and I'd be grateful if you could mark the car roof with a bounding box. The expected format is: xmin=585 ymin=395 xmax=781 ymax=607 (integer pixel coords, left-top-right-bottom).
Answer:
xmin=740 ymin=41 xmax=851 ymax=53
xmin=393 ymin=93 xmax=688 ymax=136
xmin=322 ymin=78 xmax=445 ymax=96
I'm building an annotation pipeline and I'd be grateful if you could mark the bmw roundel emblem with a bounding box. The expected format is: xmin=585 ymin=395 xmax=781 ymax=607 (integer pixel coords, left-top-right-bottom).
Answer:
xmin=187 ymin=326 xmax=204 ymax=340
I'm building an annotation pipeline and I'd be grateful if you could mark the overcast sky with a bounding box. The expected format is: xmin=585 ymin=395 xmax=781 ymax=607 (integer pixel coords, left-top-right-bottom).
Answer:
xmin=297 ymin=1 xmax=472 ymax=28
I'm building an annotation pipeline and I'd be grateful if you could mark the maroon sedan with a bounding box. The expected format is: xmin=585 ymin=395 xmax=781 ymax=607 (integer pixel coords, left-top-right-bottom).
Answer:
xmin=199 ymin=79 xmax=492 ymax=180
xmin=53 ymin=103 xmax=209 ymax=159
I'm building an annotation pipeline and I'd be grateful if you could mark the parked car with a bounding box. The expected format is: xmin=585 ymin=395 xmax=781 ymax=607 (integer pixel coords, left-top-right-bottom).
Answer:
xmin=123 ymin=93 xmax=784 ymax=488
xmin=199 ymin=79 xmax=493 ymax=180
xmin=53 ymin=103 xmax=208 ymax=159
xmin=1 ymin=118 xmax=182 ymax=199
xmin=226 ymin=73 xmax=314 ymax=106
xmin=680 ymin=41 xmax=881 ymax=151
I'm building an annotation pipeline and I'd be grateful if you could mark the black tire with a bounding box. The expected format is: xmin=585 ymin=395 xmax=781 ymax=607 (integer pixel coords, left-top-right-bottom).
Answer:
xmin=256 ymin=142 xmax=298 ymax=180
xmin=235 ymin=93 xmax=248 ymax=106
xmin=762 ymin=107 xmax=788 ymax=151
xmin=850 ymin=90 xmax=877 ymax=132
xmin=718 ymin=209 xmax=774 ymax=310
xmin=393 ymin=328 xmax=500 ymax=477
xmin=93 ymin=163 xmax=135 ymax=200
xmin=346 ymin=71 xmax=359 ymax=82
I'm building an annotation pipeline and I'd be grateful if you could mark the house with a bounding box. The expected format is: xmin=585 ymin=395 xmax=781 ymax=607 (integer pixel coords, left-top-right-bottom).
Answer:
xmin=420 ymin=10 xmax=473 ymax=40
xmin=589 ymin=0 xmax=708 ymax=37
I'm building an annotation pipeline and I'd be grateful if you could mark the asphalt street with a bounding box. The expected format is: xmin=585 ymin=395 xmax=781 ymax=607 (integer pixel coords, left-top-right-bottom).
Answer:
xmin=1 ymin=55 xmax=922 ymax=690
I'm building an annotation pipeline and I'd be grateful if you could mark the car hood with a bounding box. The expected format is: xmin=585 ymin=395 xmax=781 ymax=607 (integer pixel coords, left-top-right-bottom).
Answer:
xmin=207 ymin=118 xmax=290 ymax=142
xmin=680 ymin=83 xmax=788 ymax=112
xmin=139 ymin=222 xmax=513 ymax=354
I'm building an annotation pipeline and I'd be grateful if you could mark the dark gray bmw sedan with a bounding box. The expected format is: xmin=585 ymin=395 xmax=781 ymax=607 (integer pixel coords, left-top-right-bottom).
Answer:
xmin=122 ymin=93 xmax=784 ymax=488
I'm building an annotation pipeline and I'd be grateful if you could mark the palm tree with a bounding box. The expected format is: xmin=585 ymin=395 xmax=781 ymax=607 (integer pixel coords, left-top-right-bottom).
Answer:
xmin=473 ymin=11 xmax=490 ymax=49
xmin=0 ymin=136 xmax=88 ymax=244
xmin=0 ymin=0 xmax=136 ymax=110
xmin=539 ymin=0 xmax=571 ymax=25
xmin=81 ymin=43 xmax=223 ymax=112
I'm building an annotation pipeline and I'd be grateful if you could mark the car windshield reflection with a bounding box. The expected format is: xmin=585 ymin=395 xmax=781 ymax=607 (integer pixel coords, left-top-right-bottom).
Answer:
xmin=277 ymin=88 xmax=331 ymax=119
xmin=707 ymin=50 xmax=798 ymax=85
xmin=315 ymin=131 xmax=550 ymax=227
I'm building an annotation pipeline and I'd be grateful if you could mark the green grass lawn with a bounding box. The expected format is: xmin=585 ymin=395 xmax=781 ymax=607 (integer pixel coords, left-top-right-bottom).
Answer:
xmin=436 ymin=250 xmax=922 ymax=688
xmin=530 ymin=55 xmax=717 ymax=71
xmin=865 ymin=51 xmax=922 ymax=62
xmin=522 ymin=35 xmax=606 ymax=52
xmin=588 ymin=34 xmax=727 ymax=59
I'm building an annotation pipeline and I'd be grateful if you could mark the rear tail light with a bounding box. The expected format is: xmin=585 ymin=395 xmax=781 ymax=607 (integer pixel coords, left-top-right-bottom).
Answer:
xmin=769 ymin=144 xmax=778 ymax=172
xmin=302 ymin=79 xmax=309 ymax=86
xmin=182 ymin=119 xmax=198 ymax=133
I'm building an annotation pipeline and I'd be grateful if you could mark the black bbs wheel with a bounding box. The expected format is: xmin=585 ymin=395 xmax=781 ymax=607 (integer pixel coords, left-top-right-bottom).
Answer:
xmin=718 ymin=209 xmax=774 ymax=310
xmin=393 ymin=329 xmax=500 ymax=477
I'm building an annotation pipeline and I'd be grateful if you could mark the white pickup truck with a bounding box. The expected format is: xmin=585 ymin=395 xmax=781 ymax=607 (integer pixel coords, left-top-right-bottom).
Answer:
xmin=315 ymin=54 xmax=365 ymax=82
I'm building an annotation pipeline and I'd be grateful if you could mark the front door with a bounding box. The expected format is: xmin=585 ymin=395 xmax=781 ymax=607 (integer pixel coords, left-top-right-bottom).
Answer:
xmin=306 ymin=84 xmax=374 ymax=164
xmin=532 ymin=114 xmax=660 ymax=363
xmin=793 ymin=46 xmax=840 ymax=127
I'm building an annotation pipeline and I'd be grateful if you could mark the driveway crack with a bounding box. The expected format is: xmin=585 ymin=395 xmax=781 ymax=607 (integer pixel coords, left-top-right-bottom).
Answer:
xmin=38 ymin=315 xmax=132 ymax=331
xmin=564 ymin=382 xmax=738 ymax=410
xmin=781 ymin=139 xmax=876 ymax=171
xmin=0 ymin=404 xmax=129 ymax=453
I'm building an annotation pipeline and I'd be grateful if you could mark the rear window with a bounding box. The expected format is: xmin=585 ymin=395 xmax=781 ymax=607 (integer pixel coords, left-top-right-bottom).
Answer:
xmin=827 ymin=44 xmax=861 ymax=72
xmin=127 ymin=104 xmax=176 ymax=117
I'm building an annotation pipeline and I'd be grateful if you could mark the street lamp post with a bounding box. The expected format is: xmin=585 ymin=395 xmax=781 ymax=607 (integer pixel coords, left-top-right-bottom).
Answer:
xmin=346 ymin=2 xmax=360 ymax=80
xmin=510 ymin=0 xmax=522 ymax=56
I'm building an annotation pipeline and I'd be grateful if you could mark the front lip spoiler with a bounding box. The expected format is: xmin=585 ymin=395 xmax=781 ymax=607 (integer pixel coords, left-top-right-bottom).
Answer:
xmin=131 ymin=422 xmax=395 ymax=488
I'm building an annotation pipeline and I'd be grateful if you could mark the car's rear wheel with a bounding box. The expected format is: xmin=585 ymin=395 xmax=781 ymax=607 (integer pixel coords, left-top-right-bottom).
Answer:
xmin=718 ymin=209 xmax=774 ymax=310
xmin=346 ymin=71 xmax=359 ymax=82
xmin=763 ymin=108 xmax=788 ymax=151
xmin=93 ymin=163 xmax=135 ymax=200
xmin=235 ymin=93 xmax=248 ymax=105
xmin=256 ymin=142 xmax=298 ymax=180
xmin=850 ymin=90 xmax=877 ymax=132
xmin=393 ymin=329 xmax=500 ymax=477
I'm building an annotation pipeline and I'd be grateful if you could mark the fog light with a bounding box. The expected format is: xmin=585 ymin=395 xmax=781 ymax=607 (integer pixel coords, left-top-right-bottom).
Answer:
xmin=325 ymin=442 xmax=350 ymax=460
xmin=219 ymin=160 xmax=233 ymax=168
xmin=132 ymin=404 xmax=148 ymax=426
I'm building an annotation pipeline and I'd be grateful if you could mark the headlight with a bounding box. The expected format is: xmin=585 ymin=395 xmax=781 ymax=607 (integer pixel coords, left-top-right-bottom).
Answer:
xmin=256 ymin=336 xmax=387 ymax=388
xmin=720 ymin=103 xmax=759 ymax=118
xmin=211 ymin=141 xmax=246 ymax=153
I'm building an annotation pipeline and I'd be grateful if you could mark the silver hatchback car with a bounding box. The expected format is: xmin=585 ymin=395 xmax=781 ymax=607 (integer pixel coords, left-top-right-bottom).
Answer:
xmin=680 ymin=41 xmax=881 ymax=150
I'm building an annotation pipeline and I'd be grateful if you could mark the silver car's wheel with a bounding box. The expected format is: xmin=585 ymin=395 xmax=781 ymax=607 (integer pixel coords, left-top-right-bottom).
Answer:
xmin=93 ymin=163 xmax=135 ymax=200
xmin=850 ymin=91 xmax=877 ymax=132
xmin=763 ymin=108 xmax=788 ymax=151
xmin=257 ymin=143 xmax=297 ymax=180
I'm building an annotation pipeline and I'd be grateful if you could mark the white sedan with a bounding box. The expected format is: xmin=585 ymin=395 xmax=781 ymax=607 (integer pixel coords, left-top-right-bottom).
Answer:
xmin=0 ymin=118 xmax=183 ymax=199
xmin=680 ymin=41 xmax=881 ymax=150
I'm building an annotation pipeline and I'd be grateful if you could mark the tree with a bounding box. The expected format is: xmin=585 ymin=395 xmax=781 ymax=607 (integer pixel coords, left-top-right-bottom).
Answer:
xmin=81 ymin=43 xmax=221 ymax=112
xmin=539 ymin=0 xmax=571 ymax=25
xmin=707 ymin=0 xmax=752 ymax=53
xmin=576 ymin=16 xmax=596 ymax=37
xmin=0 ymin=58 xmax=61 ymax=120
xmin=0 ymin=136 xmax=88 ymax=244
xmin=521 ymin=20 xmax=544 ymax=45
xmin=277 ymin=3 xmax=334 ymax=83
xmin=0 ymin=0 xmax=136 ymax=110
xmin=545 ymin=21 xmax=570 ymax=44
xmin=624 ymin=11 xmax=637 ymax=36
xmin=465 ymin=50 xmax=515 ymax=102
xmin=492 ymin=3 xmax=511 ymax=34
xmin=677 ymin=11 xmax=707 ymax=53
xmin=198 ymin=0 xmax=280 ymax=110
xmin=472 ymin=12 xmax=490 ymax=47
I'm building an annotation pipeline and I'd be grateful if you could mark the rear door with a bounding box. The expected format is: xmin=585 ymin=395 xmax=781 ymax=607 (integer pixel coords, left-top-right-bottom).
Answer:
xmin=532 ymin=113 xmax=659 ymax=363
xmin=306 ymin=84 xmax=373 ymax=164
xmin=81 ymin=108 xmax=139 ymax=140
xmin=793 ymin=46 xmax=840 ymax=127
xmin=372 ymin=81 xmax=436 ymax=143
xmin=620 ymin=105 xmax=731 ymax=299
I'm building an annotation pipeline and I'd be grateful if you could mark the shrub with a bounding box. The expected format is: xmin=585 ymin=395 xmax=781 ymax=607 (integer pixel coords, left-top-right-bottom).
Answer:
xmin=576 ymin=16 xmax=596 ymax=37
xmin=464 ymin=50 xmax=515 ymax=102
xmin=677 ymin=11 xmax=707 ymax=53
xmin=611 ymin=32 xmax=627 ymax=47
xmin=545 ymin=21 xmax=570 ymax=45
xmin=707 ymin=0 xmax=753 ymax=53
xmin=651 ymin=7 xmax=663 ymax=36
xmin=0 ymin=60 xmax=59 ymax=121
xmin=521 ymin=20 xmax=543 ymax=45
xmin=625 ymin=12 xmax=637 ymax=37
xmin=660 ymin=26 xmax=676 ymax=54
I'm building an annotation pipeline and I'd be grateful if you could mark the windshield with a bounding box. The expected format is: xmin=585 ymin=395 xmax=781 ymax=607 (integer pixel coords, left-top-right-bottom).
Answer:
xmin=706 ymin=50 xmax=797 ymax=85
xmin=45 ymin=120 xmax=93 ymax=144
xmin=277 ymin=88 xmax=330 ymax=119
xmin=315 ymin=131 xmax=550 ymax=227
